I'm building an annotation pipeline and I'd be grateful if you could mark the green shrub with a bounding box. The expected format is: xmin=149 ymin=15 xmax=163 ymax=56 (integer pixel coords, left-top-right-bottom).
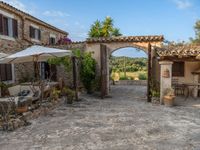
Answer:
xmin=138 ymin=73 xmax=147 ymax=80
xmin=119 ymin=76 xmax=129 ymax=80
xmin=127 ymin=76 xmax=134 ymax=80
xmin=80 ymin=52 xmax=96 ymax=94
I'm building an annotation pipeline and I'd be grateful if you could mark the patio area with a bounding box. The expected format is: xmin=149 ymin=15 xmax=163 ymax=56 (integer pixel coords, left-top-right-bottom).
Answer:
xmin=0 ymin=85 xmax=200 ymax=150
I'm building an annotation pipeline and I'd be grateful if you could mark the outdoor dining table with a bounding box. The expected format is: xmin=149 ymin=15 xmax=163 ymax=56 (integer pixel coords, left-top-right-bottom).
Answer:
xmin=180 ymin=83 xmax=200 ymax=100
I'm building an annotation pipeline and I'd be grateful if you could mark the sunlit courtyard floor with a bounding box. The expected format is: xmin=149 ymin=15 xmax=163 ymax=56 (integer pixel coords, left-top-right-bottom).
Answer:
xmin=0 ymin=85 xmax=200 ymax=150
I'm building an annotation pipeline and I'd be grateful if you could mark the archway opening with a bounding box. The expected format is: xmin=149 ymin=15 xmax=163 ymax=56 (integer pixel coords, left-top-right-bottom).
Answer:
xmin=109 ymin=47 xmax=148 ymax=99
xmin=110 ymin=47 xmax=148 ymax=82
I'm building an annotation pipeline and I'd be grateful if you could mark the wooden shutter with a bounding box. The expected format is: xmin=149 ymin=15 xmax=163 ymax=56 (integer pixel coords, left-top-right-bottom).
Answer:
xmin=0 ymin=14 xmax=3 ymax=34
xmin=172 ymin=62 xmax=184 ymax=77
xmin=0 ymin=64 xmax=6 ymax=81
xmin=12 ymin=19 xmax=18 ymax=38
xmin=29 ymin=26 xmax=32 ymax=37
xmin=29 ymin=26 xmax=35 ymax=38
xmin=6 ymin=64 xmax=12 ymax=80
xmin=38 ymin=29 xmax=41 ymax=40
xmin=3 ymin=17 xmax=8 ymax=36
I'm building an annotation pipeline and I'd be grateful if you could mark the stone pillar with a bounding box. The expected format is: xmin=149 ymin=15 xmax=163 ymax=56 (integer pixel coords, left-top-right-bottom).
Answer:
xmin=193 ymin=74 xmax=199 ymax=98
xmin=159 ymin=61 xmax=173 ymax=104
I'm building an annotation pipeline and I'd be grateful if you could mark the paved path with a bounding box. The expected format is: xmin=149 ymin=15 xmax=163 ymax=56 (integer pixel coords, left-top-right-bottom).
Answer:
xmin=0 ymin=85 xmax=200 ymax=150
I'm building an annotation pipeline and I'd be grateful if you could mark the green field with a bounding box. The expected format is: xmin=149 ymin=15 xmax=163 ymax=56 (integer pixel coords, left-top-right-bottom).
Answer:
xmin=111 ymin=71 xmax=147 ymax=81
xmin=110 ymin=56 xmax=147 ymax=81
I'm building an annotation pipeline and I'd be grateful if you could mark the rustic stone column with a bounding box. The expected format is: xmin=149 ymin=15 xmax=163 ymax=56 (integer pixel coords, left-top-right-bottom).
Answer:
xmin=193 ymin=74 xmax=199 ymax=98
xmin=159 ymin=61 xmax=173 ymax=104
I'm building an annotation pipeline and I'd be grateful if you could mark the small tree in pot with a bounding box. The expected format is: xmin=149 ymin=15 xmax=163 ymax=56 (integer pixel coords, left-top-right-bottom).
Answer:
xmin=163 ymin=88 xmax=175 ymax=107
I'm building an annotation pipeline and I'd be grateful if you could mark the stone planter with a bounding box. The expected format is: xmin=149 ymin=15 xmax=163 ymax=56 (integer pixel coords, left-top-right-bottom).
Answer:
xmin=163 ymin=95 xmax=175 ymax=107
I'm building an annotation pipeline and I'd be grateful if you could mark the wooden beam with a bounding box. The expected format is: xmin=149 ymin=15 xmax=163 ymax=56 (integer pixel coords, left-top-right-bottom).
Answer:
xmin=72 ymin=56 xmax=78 ymax=101
xmin=158 ymin=56 xmax=200 ymax=62
xmin=147 ymin=43 xmax=152 ymax=102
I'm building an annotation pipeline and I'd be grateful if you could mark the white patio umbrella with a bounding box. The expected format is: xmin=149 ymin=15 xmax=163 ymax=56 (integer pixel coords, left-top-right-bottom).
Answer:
xmin=0 ymin=45 xmax=71 ymax=64
xmin=0 ymin=53 xmax=8 ymax=59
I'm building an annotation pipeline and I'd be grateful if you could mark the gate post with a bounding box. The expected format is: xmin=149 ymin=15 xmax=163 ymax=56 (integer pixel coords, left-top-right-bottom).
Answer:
xmin=159 ymin=61 xmax=173 ymax=104
xmin=100 ymin=44 xmax=109 ymax=98
xmin=147 ymin=43 xmax=152 ymax=102
xmin=72 ymin=56 xmax=78 ymax=101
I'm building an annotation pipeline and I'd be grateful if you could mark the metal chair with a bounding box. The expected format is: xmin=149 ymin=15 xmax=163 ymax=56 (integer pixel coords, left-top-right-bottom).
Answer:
xmin=172 ymin=78 xmax=185 ymax=96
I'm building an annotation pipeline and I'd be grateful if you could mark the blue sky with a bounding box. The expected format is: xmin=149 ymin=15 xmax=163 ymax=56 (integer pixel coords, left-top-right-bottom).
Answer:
xmin=2 ymin=0 xmax=200 ymax=57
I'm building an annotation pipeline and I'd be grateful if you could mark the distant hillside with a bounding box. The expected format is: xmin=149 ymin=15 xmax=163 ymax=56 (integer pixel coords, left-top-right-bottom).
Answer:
xmin=110 ymin=56 xmax=147 ymax=72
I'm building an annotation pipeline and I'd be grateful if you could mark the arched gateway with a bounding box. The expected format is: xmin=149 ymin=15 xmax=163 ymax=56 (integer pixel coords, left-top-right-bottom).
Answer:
xmin=85 ymin=35 xmax=164 ymax=101
xmin=52 ymin=35 xmax=164 ymax=102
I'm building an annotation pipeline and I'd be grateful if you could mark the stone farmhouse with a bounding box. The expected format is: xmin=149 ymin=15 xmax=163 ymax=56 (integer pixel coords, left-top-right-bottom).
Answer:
xmin=0 ymin=1 xmax=68 ymax=83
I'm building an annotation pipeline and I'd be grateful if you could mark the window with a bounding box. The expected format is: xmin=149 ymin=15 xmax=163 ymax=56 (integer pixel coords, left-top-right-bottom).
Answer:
xmin=0 ymin=14 xmax=18 ymax=38
xmin=172 ymin=62 xmax=185 ymax=77
xmin=49 ymin=37 xmax=56 ymax=45
xmin=29 ymin=26 xmax=41 ymax=40
xmin=0 ymin=64 xmax=12 ymax=81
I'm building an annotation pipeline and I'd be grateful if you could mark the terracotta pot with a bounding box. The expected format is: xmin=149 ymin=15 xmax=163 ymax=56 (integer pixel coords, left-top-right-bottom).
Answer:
xmin=163 ymin=95 xmax=175 ymax=107
xmin=16 ymin=106 xmax=28 ymax=113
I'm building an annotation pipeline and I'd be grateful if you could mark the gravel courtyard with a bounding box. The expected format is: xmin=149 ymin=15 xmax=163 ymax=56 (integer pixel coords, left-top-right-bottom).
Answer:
xmin=0 ymin=85 xmax=200 ymax=150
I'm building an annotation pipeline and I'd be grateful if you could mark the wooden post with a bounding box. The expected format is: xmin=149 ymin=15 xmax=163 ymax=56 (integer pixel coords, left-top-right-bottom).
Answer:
xmin=100 ymin=44 xmax=108 ymax=99
xmin=123 ymin=56 xmax=126 ymax=78
xmin=147 ymin=43 xmax=152 ymax=102
xmin=72 ymin=56 xmax=78 ymax=101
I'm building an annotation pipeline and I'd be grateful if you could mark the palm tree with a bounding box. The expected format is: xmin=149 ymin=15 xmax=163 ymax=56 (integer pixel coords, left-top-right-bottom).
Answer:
xmin=112 ymin=28 xmax=122 ymax=37
xmin=88 ymin=20 xmax=102 ymax=38
xmin=101 ymin=16 xmax=114 ymax=37
xmin=88 ymin=17 xmax=122 ymax=38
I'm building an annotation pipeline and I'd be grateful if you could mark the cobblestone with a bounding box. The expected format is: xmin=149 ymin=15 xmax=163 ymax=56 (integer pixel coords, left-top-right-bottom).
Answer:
xmin=0 ymin=85 xmax=200 ymax=150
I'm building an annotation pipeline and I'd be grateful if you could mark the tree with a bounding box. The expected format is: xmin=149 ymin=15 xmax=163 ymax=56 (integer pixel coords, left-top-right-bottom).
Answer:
xmin=88 ymin=17 xmax=122 ymax=38
xmin=101 ymin=17 xmax=114 ymax=37
xmin=190 ymin=20 xmax=200 ymax=44
xmin=88 ymin=20 xmax=102 ymax=38
xmin=112 ymin=28 xmax=122 ymax=37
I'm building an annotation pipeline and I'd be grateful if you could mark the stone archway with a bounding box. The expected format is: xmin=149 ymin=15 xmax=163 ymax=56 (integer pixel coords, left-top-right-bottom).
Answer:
xmin=85 ymin=35 xmax=164 ymax=101
xmin=51 ymin=35 xmax=164 ymax=102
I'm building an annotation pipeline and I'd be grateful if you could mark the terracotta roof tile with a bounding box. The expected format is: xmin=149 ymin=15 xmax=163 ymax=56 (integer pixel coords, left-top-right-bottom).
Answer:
xmin=156 ymin=45 xmax=200 ymax=57
xmin=86 ymin=35 xmax=164 ymax=43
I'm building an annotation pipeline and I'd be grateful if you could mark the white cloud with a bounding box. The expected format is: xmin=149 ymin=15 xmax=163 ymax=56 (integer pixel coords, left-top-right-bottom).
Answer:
xmin=43 ymin=10 xmax=70 ymax=17
xmin=174 ymin=0 xmax=192 ymax=9
xmin=2 ymin=0 xmax=37 ymax=15
xmin=2 ymin=0 xmax=27 ymax=12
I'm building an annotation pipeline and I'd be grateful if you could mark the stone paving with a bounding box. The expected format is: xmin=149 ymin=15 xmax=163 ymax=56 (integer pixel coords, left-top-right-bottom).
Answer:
xmin=0 ymin=85 xmax=200 ymax=150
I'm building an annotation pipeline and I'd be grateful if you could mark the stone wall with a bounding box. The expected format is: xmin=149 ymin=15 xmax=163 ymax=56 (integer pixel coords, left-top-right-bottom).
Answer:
xmin=114 ymin=80 xmax=147 ymax=86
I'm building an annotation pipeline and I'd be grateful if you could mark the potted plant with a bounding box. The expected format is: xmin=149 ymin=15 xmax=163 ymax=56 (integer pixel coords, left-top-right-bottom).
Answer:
xmin=16 ymin=99 xmax=28 ymax=113
xmin=62 ymin=87 xmax=75 ymax=104
xmin=163 ymin=88 xmax=175 ymax=107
